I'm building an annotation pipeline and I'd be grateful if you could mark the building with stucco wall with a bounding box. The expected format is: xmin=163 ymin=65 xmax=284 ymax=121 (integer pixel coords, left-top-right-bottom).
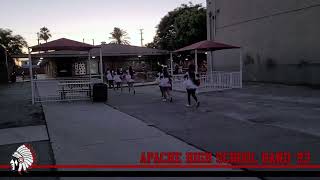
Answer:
xmin=206 ymin=0 xmax=320 ymax=85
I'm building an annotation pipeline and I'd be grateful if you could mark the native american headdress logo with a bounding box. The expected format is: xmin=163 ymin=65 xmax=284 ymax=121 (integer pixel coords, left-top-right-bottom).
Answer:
xmin=10 ymin=144 xmax=34 ymax=173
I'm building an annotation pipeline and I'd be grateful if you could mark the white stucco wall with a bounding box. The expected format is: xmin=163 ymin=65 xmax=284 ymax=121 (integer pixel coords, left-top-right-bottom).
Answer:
xmin=207 ymin=0 xmax=320 ymax=85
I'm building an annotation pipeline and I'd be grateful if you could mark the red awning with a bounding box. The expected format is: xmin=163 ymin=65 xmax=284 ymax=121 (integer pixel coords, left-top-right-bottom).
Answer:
xmin=30 ymin=38 xmax=94 ymax=52
xmin=175 ymin=40 xmax=240 ymax=52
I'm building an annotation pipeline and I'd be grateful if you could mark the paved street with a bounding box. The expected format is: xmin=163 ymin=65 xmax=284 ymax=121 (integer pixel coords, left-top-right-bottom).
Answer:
xmin=1 ymin=81 xmax=320 ymax=180
xmin=107 ymin=84 xmax=320 ymax=174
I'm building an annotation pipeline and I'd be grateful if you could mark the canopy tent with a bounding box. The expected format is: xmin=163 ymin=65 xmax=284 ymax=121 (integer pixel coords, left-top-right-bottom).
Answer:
xmin=28 ymin=38 xmax=102 ymax=104
xmin=172 ymin=40 xmax=241 ymax=74
xmin=174 ymin=40 xmax=240 ymax=52
xmin=170 ymin=40 xmax=243 ymax=92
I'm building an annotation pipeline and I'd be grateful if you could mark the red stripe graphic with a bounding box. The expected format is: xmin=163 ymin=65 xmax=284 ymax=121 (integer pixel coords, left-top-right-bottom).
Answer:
xmin=2 ymin=164 xmax=320 ymax=169
xmin=0 ymin=165 xmax=10 ymax=169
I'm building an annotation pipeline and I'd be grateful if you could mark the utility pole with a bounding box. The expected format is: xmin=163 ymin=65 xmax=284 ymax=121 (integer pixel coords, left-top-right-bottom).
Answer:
xmin=37 ymin=33 xmax=40 ymax=45
xmin=92 ymin=39 xmax=95 ymax=46
xmin=139 ymin=29 xmax=144 ymax=47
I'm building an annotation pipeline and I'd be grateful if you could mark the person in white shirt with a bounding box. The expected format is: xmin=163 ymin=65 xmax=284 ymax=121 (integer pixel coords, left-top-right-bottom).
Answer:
xmin=156 ymin=72 xmax=164 ymax=98
xmin=183 ymin=64 xmax=200 ymax=108
xmin=114 ymin=69 xmax=123 ymax=92
xmin=160 ymin=70 xmax=173 ymax=102
xmin=106 ymin=70 xmax=114 ymax=89
xmin=125 ymin=70 xmax=135 ymax=94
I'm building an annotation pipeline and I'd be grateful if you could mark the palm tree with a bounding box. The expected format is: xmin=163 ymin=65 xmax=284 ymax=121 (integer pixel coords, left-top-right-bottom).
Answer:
xmin=0 ymin=28 xmax=27 ymax=54
xmin=39 ymin=27 xmax=52 ymax=43
xmin=109 ymin=27 xmax=130 ymax=45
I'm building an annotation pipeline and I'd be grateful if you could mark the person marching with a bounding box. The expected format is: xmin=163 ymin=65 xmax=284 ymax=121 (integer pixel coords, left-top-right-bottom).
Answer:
xmin=160 ymin=69 xmax=173 ymax=102
xmin=114 ymin=69 xmax=123 ymax=92
xmin=21 ymin=71 xmax=25 ymax=81
xmin=183 ymin=64 xmax=200 ymax=108
xmin=125 ymin=70 xmax=135 ymax=94
xmin=106 ymin=70 xmax=114 ymax=89
xmin=156 ymin=72 xmax=164 ymax=98
xmin=129 ymin=66 xmax=135 ymax=79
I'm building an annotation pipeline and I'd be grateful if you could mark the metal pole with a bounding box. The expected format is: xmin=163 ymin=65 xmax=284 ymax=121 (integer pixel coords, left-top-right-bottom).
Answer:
xmin=88 ymin=52 xmax=91 ymax=82
xmin=4 ymin=49 xmax=9 ymax=81
xmin=210 ymin=51 xmax=214 ymax=84
xmin=99 ymin=48 xmax=103 ymax=82
xmin=195 ymin=49 xmax=198 ymax=74
xmin=37 ymin=33 xmax=40 ymax=45
xmin=213 ymin=0 xmax=217 ymax=39
xmin=28 ymin=48 xmax=35 ymax=104
xmin=170 ymin=52 xmax=174 ymax=76
xmin=240 ymin=48 xmax=243 ymax=88
xmin=139 ymin=29 xmax=144 ymax=47
xmin=207 ymin=7 xmax=212 ymax=84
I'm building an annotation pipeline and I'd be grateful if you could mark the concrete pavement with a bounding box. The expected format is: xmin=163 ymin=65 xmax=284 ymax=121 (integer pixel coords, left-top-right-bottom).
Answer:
xmin=42 ymin=101 xmax=259 ymax=180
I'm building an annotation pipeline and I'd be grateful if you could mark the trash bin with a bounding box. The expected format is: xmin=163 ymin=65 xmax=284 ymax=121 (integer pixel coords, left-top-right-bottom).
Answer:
xmin=10 ymin=73 xmax=16 ymax=83
xmin=92 ymin=83 xmax=108 ymax=102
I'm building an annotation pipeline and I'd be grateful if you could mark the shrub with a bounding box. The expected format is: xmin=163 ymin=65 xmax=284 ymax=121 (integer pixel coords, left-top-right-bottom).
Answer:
xmin=265 ymin=58 xmax=277 ymax=69
xmin=297 ymin=60 xmax=309 ymax=68
xmin=244 ymin=53 xmax=255 ymax=65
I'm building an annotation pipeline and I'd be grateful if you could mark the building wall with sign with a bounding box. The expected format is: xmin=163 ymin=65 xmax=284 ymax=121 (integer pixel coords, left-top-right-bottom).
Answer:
xmin=43 ymin=55 xmax=167 ymax=80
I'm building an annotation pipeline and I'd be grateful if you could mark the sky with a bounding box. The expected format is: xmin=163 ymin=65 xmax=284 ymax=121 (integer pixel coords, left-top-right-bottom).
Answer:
xmin=0 ymin=0 xmax=206 ymax=48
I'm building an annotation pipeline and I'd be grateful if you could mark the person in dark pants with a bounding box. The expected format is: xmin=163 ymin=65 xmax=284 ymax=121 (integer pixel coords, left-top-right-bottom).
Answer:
xmin=129 ymin=66 xmax=134 ymax=79
xmin=10 ymin=71 xmax=16 ymax=83
xmin=160 ymin=69 xmax=173 ymax=102
xmin=106 ymin=70 xmax=114 ymax=89
xmin=186 ymin=87 xmax=198 ymax=107
xmin=183 ymin=64 xmax=200 ymax=108
xmin=156 ymin=72 xmax=164 ymax=98
xmin=21 ymin=71 xmax=25 ymax=81
xmin=114 ymin=69 xmax=123 ymax=92
xmin=125 ymin=70 xmax=135 ymax=94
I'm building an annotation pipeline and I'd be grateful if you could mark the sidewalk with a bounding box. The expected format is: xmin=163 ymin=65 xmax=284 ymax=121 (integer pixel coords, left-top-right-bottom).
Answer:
xmin=42 ymin=102 xmax=259 ymax=180
xmin=0 ymin=125 xmax=48 ymax=145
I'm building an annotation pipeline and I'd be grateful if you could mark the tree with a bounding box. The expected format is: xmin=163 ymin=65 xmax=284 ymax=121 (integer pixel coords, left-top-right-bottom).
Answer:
xmin=145 ymin=41 xmax=157 ymax=49
xmin=109 ymin=27 xmax=130 ymax=45
xmin=0 ymin=28 xmax=27 ymax=54
xmin=39 ymin=27 xmax=52 ymax=43
xmin=148 ymin=3 xmax=207 ymax=50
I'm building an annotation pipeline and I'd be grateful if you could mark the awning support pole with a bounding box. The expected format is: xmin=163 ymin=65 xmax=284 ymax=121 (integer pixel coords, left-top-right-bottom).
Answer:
xmin=88 ymin=52 xmax=91 ymax=82
xmin=210 ymin=51 xmax=214 ymax=84
xmin=240 ymin=48 xmax=243 ymax=88
xmin=99 ymin=48 xmax=103 ymax=82
xmin=170 ymin=52 xmax=173 ymax=76
xmin=4 ymin=49 xmax=9 ymax=81
xmin=28 ymin=48 xmax=34 ymax=104
xmin=195 ymin=49 xmax=198 ymax=74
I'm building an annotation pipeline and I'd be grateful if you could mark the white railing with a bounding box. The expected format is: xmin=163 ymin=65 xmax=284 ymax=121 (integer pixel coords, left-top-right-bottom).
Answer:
xmin=32 ymin=78 xmax=103 ymax=103
xmin=172 ymin=71 xmax=242 ymax=93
